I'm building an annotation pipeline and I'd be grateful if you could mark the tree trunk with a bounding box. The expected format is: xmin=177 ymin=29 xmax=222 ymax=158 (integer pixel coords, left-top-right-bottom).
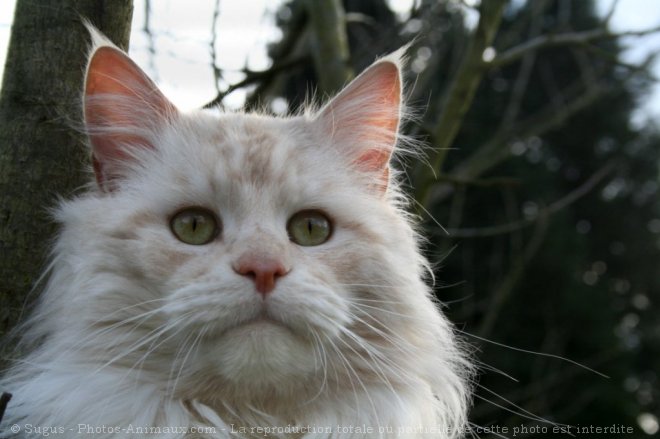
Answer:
xmin=0 ymin=1 xmax=133 ymax=355
xmin=305 ymin=0 xmax=353 ymax=95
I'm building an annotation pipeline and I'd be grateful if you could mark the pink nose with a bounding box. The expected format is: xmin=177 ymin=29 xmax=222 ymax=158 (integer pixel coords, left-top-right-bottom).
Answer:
xmin=233 ymin=258 xmax=290 ymax=296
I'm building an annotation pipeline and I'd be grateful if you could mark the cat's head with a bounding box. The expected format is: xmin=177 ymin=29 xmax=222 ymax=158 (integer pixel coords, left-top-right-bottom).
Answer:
xmin=57 ymin=32 xmax=468 ymax=424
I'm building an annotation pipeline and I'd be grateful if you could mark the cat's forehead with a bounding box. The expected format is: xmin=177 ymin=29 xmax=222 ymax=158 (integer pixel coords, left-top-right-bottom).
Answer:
xmin=212 ymin=113 xmax=283 ymax=149
xmin=156 ymin=111 xmax=336 ymax=211
xmin=202 ymin=113 xmax=308 ymax=181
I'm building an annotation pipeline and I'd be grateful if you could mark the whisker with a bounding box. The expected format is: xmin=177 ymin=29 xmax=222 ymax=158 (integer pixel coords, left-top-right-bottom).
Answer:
xmin=318 ymin=332 xmax=372 ymax=422
xmin=475 ymin=361 xmax=519 ymax=383
xmin=129 ymin=314 xmax=195 ymax=374
xmin=95 ymin=312 xmax=193 ymax=375
xmin=169 ymin=324 xmax=208 ymax=398
xmin=335 ymin=328 xmax=420 ymax=422
xmin=349 ymin=301 xmax=426 ymax=321
xmin=436 ymin=280 xmax=468 ymax=290
xmin=459 ymin=330 xmax=609 ymax=378
xmin=473 ymin=393 xmax=558 ymax=428
xmin=477 ymin=384 xmax=565 ymax=427
xmin=337 ymin=283 xmax=408 ymax=290
xmin=343 ymin=309 xmax=418 ymax=358
xmin=49 ymin=300 xmax=171 ymax=361
xmin=333 ymin=320 xmax=419 ymax=386
xmin=349 ymin=297 xmax=407 ymax=305
xmin=413 ymin=197 xmax=449 ymax=236
xmin=333 ymin=325 xmax=399 ymax=391
xmin=303 ymin=326 xmax=330 ymax=405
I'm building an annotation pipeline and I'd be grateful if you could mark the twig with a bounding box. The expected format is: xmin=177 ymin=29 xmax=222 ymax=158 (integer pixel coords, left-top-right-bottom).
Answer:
xmin=415 ymin=0 xmax=508 ymax=206
xmin=582 ymin=43 xmax=660 ymax=81
xmin=503 ymin=187 xmax=523 ymax=260
xmin=499 ymin=0 xmax=548 ymax=129
xmin=449 ymin=79 xmax=606 ymax=186
xmin=604 ymin=0 xmax=620 ymax=25
xmin=245 ymin=5 xmax=309 ymax=109
xmin=425 ymin=48 xmax=650 ymax=207
xmin=209 ymin=0 xmax=222 ymax=99
xmin=438 ymin=184 xmax=467 ymax=258
xmin=491 ymin=24 xmax=660 ymax=67
xmin=430 ymin=162 xmax=616 ymax=238
xmin=432 ymin=175 xmax=521 ymax=188
xmin=142 ymin=0 xmax=158 ymax=82
xmin=202 ymin=57 xmax=307 ymax=109
xmin=476 ymin=213 xmax=548 ymax=337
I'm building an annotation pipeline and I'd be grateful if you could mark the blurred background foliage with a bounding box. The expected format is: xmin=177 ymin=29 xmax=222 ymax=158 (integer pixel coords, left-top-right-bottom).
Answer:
xmin=246 ymin=0 xmax=659 ymax=435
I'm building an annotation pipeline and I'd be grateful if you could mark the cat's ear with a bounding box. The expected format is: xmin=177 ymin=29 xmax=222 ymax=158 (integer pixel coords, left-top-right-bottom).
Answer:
xmin=84 ymin=44 xmax=177 ymax=191
xmin=315 ymin=55 xmax=402 ymax=193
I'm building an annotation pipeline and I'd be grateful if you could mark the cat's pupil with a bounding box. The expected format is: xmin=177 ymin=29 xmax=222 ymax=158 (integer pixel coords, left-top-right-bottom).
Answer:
xmin=307 ymin=220 xmax=312 ymax=234
xmin=191 ymin=216 xmax=198 ymax=232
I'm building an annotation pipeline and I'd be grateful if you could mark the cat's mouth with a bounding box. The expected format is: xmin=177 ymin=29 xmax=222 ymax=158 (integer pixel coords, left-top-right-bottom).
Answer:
xmin=242 ymin=312 xmax=281 ymax=327
xmin=220 ymin=307 xmax=295 ymax=336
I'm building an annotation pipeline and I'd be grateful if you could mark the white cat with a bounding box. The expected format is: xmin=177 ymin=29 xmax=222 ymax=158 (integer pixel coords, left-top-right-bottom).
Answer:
xmin=0 ymin=29 xmax=471 ymax=438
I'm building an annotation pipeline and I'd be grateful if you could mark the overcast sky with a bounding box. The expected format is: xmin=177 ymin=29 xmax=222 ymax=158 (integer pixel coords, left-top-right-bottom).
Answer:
xmin=1 ymin=0 xmax=660 ymax=125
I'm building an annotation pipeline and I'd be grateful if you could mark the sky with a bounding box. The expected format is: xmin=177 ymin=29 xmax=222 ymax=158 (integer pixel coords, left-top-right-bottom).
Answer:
xmin=1 ymin=0 xmax=660 ymax=121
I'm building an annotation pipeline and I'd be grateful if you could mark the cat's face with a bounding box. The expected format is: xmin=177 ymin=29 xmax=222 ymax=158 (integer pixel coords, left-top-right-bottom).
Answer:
xmin=71 ymin=41 xmax=440 ymax=402
xmin=107 ymin=114 xmax=407 ymax=386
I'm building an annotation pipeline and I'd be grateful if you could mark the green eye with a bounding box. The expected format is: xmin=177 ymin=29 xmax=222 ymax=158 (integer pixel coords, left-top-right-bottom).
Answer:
xmin=170 ymin=207 xmax=219 ymax=245
xmin=288 ymin=210 xmax=332 ymax=246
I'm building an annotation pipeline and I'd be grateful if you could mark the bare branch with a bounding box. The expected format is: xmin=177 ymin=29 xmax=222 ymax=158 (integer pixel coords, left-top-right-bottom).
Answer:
xmin=476 ymin=214 xmax=549 ymax=337
xmin=583 ymin=43 xmax=660 ymax=81
xmin=423 ymin=49 xmax=654 ymax=207
xmin=450 ymin=79 xmax=606 ymax=184
xmin=432 ymin=175 xmax=521 ymax=188
xmin=429 ymin=162 xmax=616 ymax=238
xmin=499 ymin=0 xmax=548 ymax=128
xmin=142 ymin=0 xmax=158 ymax=82
xmin=209 ymin=0 xmax=222 ymax=98
xmin=437 ymin=184 xmax=467 ymax=257
xmin=491 ymin=24 xmax=660 ymax=67
xmin=245 ymin=6 xmax=309 ymax=109
xmin=202 ymin=57 xmax=308 ymax=109
xmin=415 ymin=0 xmax=508 ymax=205
xmin=604 ymin=0 xmax=620 ymax=25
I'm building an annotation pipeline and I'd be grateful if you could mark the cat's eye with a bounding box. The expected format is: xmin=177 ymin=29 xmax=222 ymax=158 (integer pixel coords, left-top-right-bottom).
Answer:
xmin=287 ymin=210 xmax=332 ymax=246
xmin=170 ymin=208 xmax=220 ymax=245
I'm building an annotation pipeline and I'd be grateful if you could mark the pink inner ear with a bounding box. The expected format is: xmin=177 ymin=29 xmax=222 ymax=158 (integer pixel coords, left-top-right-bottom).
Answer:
xmin=350 ymin=71 xmax=399 ymax=194
xmin=85 ymin=46 xmax=174 ymax=122
xmin=357 ymin=149 xmax=392 ymax=191
xmin=84 ymin=46 xmax=175 ymax=190
xmin=357 ymin=148 xmax=392 ymax=171
xmin=361 ymin=62 xmax=401 ymax=143
xmin=319 ymin=60 xmax=402 ymax=181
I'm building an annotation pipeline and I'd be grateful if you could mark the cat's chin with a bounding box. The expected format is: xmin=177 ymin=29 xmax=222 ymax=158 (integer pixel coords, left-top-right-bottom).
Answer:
xmin=199 ymin=318 xmax=320 ymax=389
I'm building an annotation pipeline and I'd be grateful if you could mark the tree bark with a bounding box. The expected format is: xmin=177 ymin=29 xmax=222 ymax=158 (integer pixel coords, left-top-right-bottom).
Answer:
xmin=305 ymin=0 xmax=353 ymax=95
xmin=0 ymin=1 xmax=133 ymax=353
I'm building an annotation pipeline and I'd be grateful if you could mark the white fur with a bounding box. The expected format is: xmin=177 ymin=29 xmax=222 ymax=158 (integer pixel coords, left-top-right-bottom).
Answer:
xmin=1 ymin=36 xmax=472 ymax=438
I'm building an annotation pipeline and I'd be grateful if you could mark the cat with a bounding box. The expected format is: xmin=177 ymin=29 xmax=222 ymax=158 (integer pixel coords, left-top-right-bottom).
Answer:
xmin=0 ymin=27 xmax=472 ymax=438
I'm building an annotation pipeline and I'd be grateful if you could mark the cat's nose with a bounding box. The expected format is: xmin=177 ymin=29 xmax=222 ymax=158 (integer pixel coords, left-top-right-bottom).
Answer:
xmin=233 ymin=257 xmax=290 ymax=296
